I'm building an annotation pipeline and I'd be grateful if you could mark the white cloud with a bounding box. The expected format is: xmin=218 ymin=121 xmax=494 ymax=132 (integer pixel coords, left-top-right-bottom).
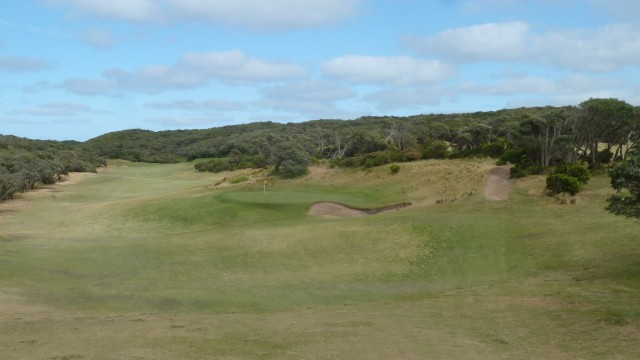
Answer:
xmin=530 ymin=23 xmax=640 ymax=71
xmin=144 ymin=99 xmax=245 ymax=111
xmin=261 ymin=80 xmax=356 ymax=102
xmin=364 ymin=87 xmax=449 ymax=111
xmin=81 ymin=28 xmax=116 ymax=50
xmin=258 ymin=80 xmax=358 ymax=118
xmin=457 ymin=76 xmax=556 ymax=96
xmin=45 ymin=0 xmax=160 ymax=23
xmin=87 ymin=50 xmax=305 ymax=94
xmin=322 ymin=55 xmax=455 ymax=85
xmin=360 ymin=71 xmax=635 ymax=112
xmin=0 ymin=56 xmax=53 ymax=72
xmin=454 ymin=72 xmax=635 ymax=109
xmin=146 ymin=116 xmax=232 ymax=127
xmin=556 ymin=74 xmax=622 ymax=93
xmin=592 ymin=0 xmax=640 ymax=19
xmin=405 ymin=21 xmax=530 ymax=62
xmin=23 ymin=81 xmax=54 ymax=93
xmin=11 ymin=102 xmax=110 ymax=117
xmin=42 ymin=51 xmax=303 ymax=95
xmin=181 ymin=50 xmax=306 ymax=84
xmin=407 ymin=21 xmax=640 ymax=72
xmin=45 ymin=0 xmax=362 ymax=30
xmin=459 ymin=73 xmax=627 ymax=97
xmin=62 ymin=78 xmax=116 ymax=95
xmin=165 ymin=0 xmax=362 ymax=30
xmin=460 ymin=0 xmax=521 ymax=13
xmin=104 ymin=66 xmax=207 ymax=94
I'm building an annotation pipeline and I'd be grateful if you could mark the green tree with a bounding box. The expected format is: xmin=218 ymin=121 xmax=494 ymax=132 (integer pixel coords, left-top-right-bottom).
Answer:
xmin=385 ymin=121 xmax=417 ymax=151
xmin=546 ymin=174 xmax=580 ymax=196
xmin=606 ymin=149 xmax=640 ymax=218
xmin=268 ymin=136 xmax=310 ymax=178
xmin=553 ymin=164 xmax=590 ymax=185
xmin=540 ymin=109 xmax=572 ymax=166
xmin=574 ymin=98 xmax=637 ymax=165
xmin=422 ymin=140 xmax=448 ymax=159
xmin=565 ymin=165 xmax=590 ymax=185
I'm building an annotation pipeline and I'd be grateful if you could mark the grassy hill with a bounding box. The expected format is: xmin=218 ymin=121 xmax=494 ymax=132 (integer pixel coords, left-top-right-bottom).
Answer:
xmin=0 ymin=159 xmax=638 ymax=359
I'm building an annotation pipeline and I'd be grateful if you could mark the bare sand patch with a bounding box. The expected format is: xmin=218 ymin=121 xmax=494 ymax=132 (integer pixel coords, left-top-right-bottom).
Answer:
xmin=0 ymin=172 xmax=97 ymax=215
xmin=483 ymin=166 xmax=512 ymax=201
xmin=56 ymin=172 xmax=97 ymax=186
xmin=309 ymin=202 xmax=411 ymax=218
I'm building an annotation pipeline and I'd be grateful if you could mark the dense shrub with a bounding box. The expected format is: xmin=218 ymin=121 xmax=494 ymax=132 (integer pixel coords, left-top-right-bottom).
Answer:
xmin=566 ymin=165 xmax=590 ymax=184
xmin=195 ymin=159 xmax=232 ymax=173
xmin=279 ymin=159 xmax=308 ymax=178
xmin=481 ymin=141 xmax=507 ymax=158
xmin=422 ymin=140 xmax=448 ymax=159
xmin=553 ymin=164 xmax=590 ymax=185
xmin=401 ymin=148 xmax=421 ymax=162
xmin=353 ymin=151 xmax=387 ymax=169
xmin=510 ymin=163 xmax=543 ymax=178
xmin=546 ymin=174 xmax=580 ymax=196
xmin=597 ymin=149 xmax=613 ymax=164
xmin=498 ymin=148 xmax=526 ymax=166
xmin=390 ymin=164 xmax=400 ymax=174
xmin=605 ymin=150 xmax=640 ymax=218
xmin=195 ymin=154 xmax=268 ymax=173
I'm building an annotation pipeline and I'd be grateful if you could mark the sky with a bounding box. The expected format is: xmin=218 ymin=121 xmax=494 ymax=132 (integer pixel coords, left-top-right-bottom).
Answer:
xmin=1 ymin=0 xmax=639 ymax=141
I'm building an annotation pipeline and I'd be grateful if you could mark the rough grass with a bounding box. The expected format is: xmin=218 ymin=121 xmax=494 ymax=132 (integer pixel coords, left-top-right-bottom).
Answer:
xmin=0 ymin=159 xmax=639 ymax=359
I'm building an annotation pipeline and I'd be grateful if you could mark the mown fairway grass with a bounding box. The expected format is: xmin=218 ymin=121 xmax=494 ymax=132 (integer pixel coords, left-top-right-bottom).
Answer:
xmin=0 ymin=159 xmax=639 ymax=359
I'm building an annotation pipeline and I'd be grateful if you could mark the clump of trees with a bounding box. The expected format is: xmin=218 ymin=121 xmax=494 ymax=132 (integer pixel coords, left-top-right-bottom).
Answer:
xmin=496 ymin=99 xmax=638 ymax=179
xmin=194 ymin=154 xmax=267 ymax=173
xmin=0 ymin=135 xmax=105 ymax=202
xmin=194 ymin=135 xmax=309 ymax=178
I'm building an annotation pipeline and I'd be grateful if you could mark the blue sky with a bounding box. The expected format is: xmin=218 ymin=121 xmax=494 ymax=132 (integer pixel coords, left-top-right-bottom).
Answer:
xmin=1 ymin=0 xmax=639 ymax=141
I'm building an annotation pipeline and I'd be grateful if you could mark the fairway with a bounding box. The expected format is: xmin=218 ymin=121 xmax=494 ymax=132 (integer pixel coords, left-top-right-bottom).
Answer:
xmin=1 ymin=160 xmax=639 ymax=359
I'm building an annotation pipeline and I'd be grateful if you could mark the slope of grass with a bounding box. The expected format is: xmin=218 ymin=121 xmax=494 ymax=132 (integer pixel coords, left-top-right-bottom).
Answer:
xmin=0 ymin=159 xmax=639 ymax=359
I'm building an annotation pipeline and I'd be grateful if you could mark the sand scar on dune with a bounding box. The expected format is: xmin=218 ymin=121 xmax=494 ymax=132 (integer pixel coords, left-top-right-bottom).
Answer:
xmin=483 ymin=166 xmax=512 ymax=201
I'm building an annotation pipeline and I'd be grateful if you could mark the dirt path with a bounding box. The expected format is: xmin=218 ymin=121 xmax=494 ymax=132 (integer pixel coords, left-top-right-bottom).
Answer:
xmin=483 ymin=166 xmax=512 ymax=201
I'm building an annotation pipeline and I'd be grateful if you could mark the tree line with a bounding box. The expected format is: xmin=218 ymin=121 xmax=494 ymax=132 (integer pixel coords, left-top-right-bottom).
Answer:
xmin=0 ymin=135 xmax=105 ymax=202
xmin=80 ymin=98 xmax=640 ymax=182
xmin=4 ymin=98 xmax=640 ymax=218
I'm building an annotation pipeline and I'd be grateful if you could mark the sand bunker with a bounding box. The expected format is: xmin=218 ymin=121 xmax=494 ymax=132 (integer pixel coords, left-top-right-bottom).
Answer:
xmin=309 ymin=201 xmax=412 ymax=218
xmin=483 ymin=166 xmax=512 ymax=201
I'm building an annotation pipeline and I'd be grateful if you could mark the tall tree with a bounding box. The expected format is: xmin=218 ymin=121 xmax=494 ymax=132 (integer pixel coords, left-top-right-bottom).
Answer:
xmin=574 ymin=98 xmax=637 ymax=165
xmin=385 ymin=121 xmax=416 ymax=151
xmin=540 ymin=109 xmax=573 ymax=167
xmin=267 ymin=135 xmax=310 ymax=177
